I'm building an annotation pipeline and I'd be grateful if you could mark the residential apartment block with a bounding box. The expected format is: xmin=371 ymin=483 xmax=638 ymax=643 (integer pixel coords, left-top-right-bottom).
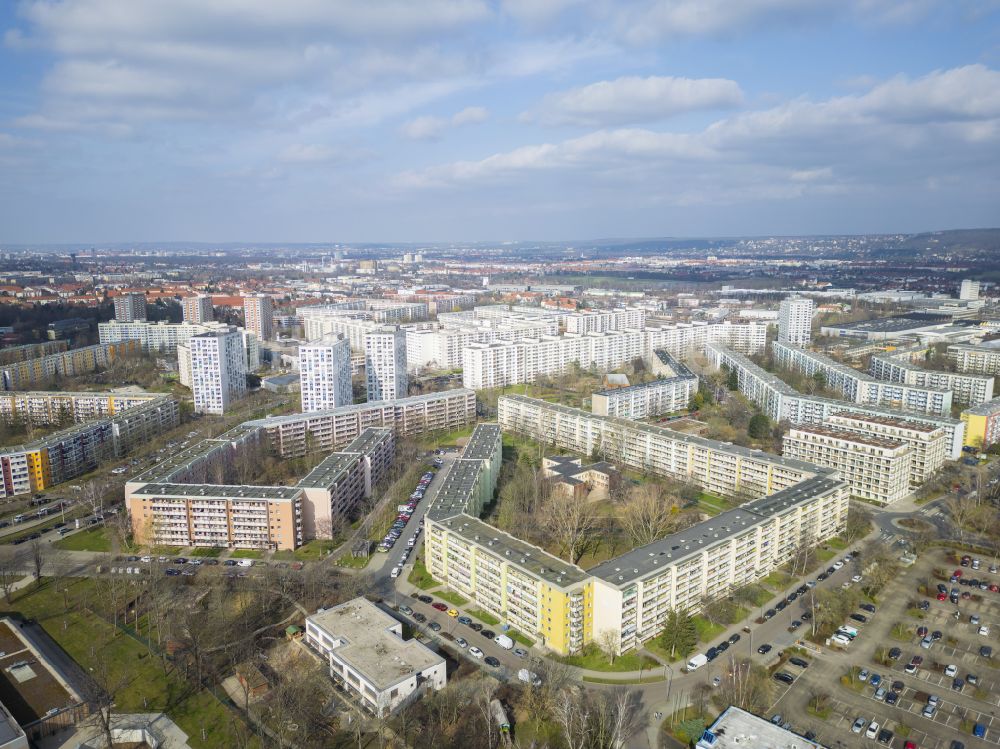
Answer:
xmin=564 ymin=309 xmax=646 ymax=334
xmin=181 ymin=295 xmax=214 ymax=324
xmin=705 ymin=343 xmax=965 ymax=459
xmin=305 ymin=598 xmax=446 ymax=716
xmin=365 ymin=326 xmax=408 ymax=402
xmin=187 ymin=329 xmax=247 ymax=415
xmin=428 ymin=412 xmax=848 ymax=656
xmin=778 ymin=296 xmax=814 ymax=346
xmin=113 ymin=292 xmax=147 ymax=322
xmin=773 ymin=341 xmax=953 ymax=416
xmin=948 ymin=343 xmax=1000 ymax=376
xmin=869 ymin=353 xmax=994 ymax=406
xmin=591 ymin=350 xmax=698 ymax=418
xmin=0 ymin=340 xmax=140 ymax=391
xmin=243 ymin=294 xmax=274 ymax=342
xmin=825 ymin=411 xmax=947 ymax=485
xmin=782 ymin=426 xmax=912 ymax=505
xmin=0 ymin=392 xmax=179 ymax=498
xmin=961 ymin=397 xmax=1000 ymax=448
xmin=300 ymin=301 xmax=428 ymax=347
xmin=0 ymin=341 xmax=66 ymax=366
xmin=299 ymin=335 xmax=353 ymax=412
xmin=99 ymin=319 xmax=258 ymax=366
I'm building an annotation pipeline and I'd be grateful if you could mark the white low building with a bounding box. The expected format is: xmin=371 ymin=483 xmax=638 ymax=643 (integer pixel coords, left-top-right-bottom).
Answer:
xmin=306 ymin=598 xmax=446 ymax=716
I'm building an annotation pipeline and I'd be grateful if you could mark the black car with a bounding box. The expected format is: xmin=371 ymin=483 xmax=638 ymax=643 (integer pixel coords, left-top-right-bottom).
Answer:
xmin=968 ymin=673 xmax=979 ymax=685
xmin=980 ymin=646 xmax=993 ymax=658
xmin=803 ymin=731 xmax=816 ymax=741
xmin=788 ymin=657 xmax=809 ymax=668
xmin=223 ymin=559 xmax=238 ymax=566
xmin=787 ymin=592 xmax=798 ymax=602
xmin=706 ymin=647 xmax=719 ymax=661
xmin=413 ymin=613 xmax=426 ymax=623
xmin=918 ymin=600 xmax=930 ymax=610
xmin=204 ymin=559 xmax=219 ymax=566
xmin=773 ymin=672 xmax=795 ymax=684
xmin=418 ymin=595 xmax=433 ymax=604
xmin=484 ymin=656 xmax=501 ymax=667
xmin=889 ymin=647 xmax=902 ymax=660
xmin=826 ymin=566 xmax=835 ymax=575
xmin=860 ymin=603 xmax=876 ymax=613
xmin=757 ymin=644 xmax=772 ymax=654
xmin=801 ymin=611 xmax=812 ymax=621
xmin=764 ymin=609 xmax=776 ymax=619
xmin=891 ymin=680 xmax=904 ymax=692
xmin=885 ymin=691 xmax=899 ymax=705
xmin=817 ymin=572 xmax=828 ymax=581
xmin=481 ymin=629 xmax=495 ymax=639
xmin=728 ymin=633 xmax=741 ymax=644
xmin=469 ymin=622 xmax=483 ymax=632
xmin=953 ymin=678 xmax=965 ymax=691
xmin=877 ymin=728 xmax=894 ymax=744
xmin=796 ymin=585 xmax=808 ymax=595
xmin=717 ymin=641 xmax=730 ymax=653
xmin=951 ymin=741 xmax=966 ymax=749
xmin=931 ymin=630 xmax=942 ymax=641
xmin=937 ymin=583 xmax=948 ymax=593
xmin=174 ymin=557 xmax=187 ymax=564
xmin=775 ymin=600 xmax=787 ymax=611
xmin=849 ymin=613 xmax=867 ymax=624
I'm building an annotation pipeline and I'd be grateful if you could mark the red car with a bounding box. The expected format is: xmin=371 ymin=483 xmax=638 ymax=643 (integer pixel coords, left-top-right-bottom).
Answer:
xmin=937 ymin=591 xmax=947 ymax=600
xmin=904 ymin=742 xmax=917 ymax=749
xmin=431 ymin=602 xmax=448 ymax=612
xmin=954 ymin=570 xmax=963 ymax=578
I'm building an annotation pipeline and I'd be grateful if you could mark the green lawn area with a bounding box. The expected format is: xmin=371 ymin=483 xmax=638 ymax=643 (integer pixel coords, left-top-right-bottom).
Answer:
xmin=2 ymin=579 xmax=259 ymax=748
xmin=825 ymin=536 xmax=849 ymax=551
xmin=817 ymin=548 xmax=836 ymax=562
xmin=583 ymin=674 xmax=666 ymax=684
xmin=509 ymin=630 xmax=535 ymax=647
xmin=228 ymin=549 xmax=263 ymax=559
xmin=272 ymin=538 xmax=339 ymax=561
xmin=762 ymin=570 xmax=794 ymax=591
xmin=555 ymin=645 xmax=659 ymax=673
xmin=467 ymin=608 xmax=501 ymax=626
xmin=643 ymin=638 xmax=686 ymax=663
xmin=151 ymin=546 xmax=183 ymax=555
xmin=189 ymin=546 xmax=224 ymax=558
xmin=697 ymin=492 xmax=736 ymax=516
xmin=335 ymin=553 xmax=372 ymax=569
xmin=53 ymin=526 xmax=112 ymax=552
xmin=435 ymin=589 xmax=468 ymax=607
xmin=415 ymin=424 xmax=476 ymax=448
xmin=407 ymin=560 xmax=439 ymax=591
xmin=693 ymin=616 xmax=725 ymax=643
xmin=744 ymin=584 xmax=773 ymax=607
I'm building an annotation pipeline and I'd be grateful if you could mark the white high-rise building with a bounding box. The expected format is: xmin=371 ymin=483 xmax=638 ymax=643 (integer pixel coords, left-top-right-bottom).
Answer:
xmin=182 ymin=295 xmax=214 ymax=324
xmin=188 ymin=329 xmax=247 ymax=415
xmin=960 ymin=279 xmax=981 ymax=301
xmin=778 ymin=297 xmax=814 ymax=346
xmin=365 ymin=327 xmax=407 ymax=402
xmin=114 ymin=292 xmax=147 ymax=322
xmin=244 ymin=295 xmax=274 ymax=341
xmin=300 ymin=335 xmax=353 ymax=412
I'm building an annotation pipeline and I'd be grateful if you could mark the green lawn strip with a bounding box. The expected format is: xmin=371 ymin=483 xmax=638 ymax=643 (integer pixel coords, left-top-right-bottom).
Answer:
xmin=643 ymin=639 xmax=686 ymax=664
xmin=745 ymin=584 xmax=773 ymax=607
xmin=583 ymin=674 xmax=666 ymax=685
xmin=151 ymin=546 xmax=183 ymax=555
xmin=335 ymin=554 xmax=372 ymax=570
xmin=466 ymin=608 xmax=500 ymax=626
xmin=762 ymin=570 xmax=794 ymax=591
xmin=817 ymin=548 xmax=836 ymax=562
xmin=53 ymin=526 xmax=112 ymax=552
xmin=825 ymin=536 xmax=849 ymax=551
xmin=3 ymin=580 xmax=258 ymax=748
xmin=228 ymin=549 xmax=263 ymax=559
xmin=406 ymin=560 xmax=438 ymax=590
xmin=555 ymin=645 xmax=659 ymax=673
xmin=693 ymin=616 xmax=725 ymax=643
xmin=508 ymin=630 xmax=535 ymax=647
xmin=435 ymin=590 xmax=468 ymax=607
xmin=273 ymin=539 xmax=339 ymax=561
xmin=189 ymin=546 xmax=224 ymax=558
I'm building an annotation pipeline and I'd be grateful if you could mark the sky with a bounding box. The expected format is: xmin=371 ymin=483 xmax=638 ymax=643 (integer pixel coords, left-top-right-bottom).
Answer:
xmin=0 ymin=0 xmax=999 ymax=244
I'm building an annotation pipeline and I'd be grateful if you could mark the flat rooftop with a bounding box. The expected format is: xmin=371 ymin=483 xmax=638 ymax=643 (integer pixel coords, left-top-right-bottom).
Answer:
xmin=296 ymin=453 xmax=358 ymax=489
xmin=822 ymin=315 xmax=950 ymax=334
xmin=340 ymin=426 xmax=393 ymax=455
xmin=249 ymin=389 xmax=473 ymax=427
xmin=131 ymin=483 xmax=300 ymax=501
xmin=427 ymin=459 xmax=489 ymax=521
xmin=787 ymin=424 xmax=907 ymax=450
xmin=829 ymin=410 xmax=942 ymax=434
xmin=308 ymin=598 xmax=443 ymax=691
xmin=462 ymin=424 xmax=501 ymax=461
xmin=963 ymin=397 xmax=1000 ymax=416
xmin=697 ymin=706 xmax=827 ymax=749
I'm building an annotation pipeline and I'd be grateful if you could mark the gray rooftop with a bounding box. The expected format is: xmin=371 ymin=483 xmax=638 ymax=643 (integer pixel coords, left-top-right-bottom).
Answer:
xmin=462 ymin=423 xmax=502 ymax=461
xmin=130 ymin=483 xmax=301 ymax=500
xmin=307 ymin=598 xmax=444 ymax=691
xmin=427 ymin=459 xmax=491 ymax=521
xmin=963 ymin=396 xmax=1000 ymax=416
xmin=248 ymin=389 xmax=473 ymax=428
xmin=296 ymin=453 xmax=359 ymax=489
xmin=698 ymin=706 xmax=828 ymax=749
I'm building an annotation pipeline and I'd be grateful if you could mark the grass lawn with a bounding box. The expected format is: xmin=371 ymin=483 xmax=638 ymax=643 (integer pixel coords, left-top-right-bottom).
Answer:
xmin=825 ymin=536 xmax=849 ymax=551
xmin=762 ymin=570 xmax=794 ymax=591
xmin=509 ymin=630 xmax=535 ymax=647
xmin=467 ymin=608 xmax=500 ymax=626
xmin=335 ymin=553 xmax=372 ymax=570
xmin=643 ymin=639 xmax=687 ymax=664
xmin=407 ymin=560 xmax=439 ymax=591
xmin=693 ymin=616 xmax=725 ymax=643
xmin=151 ymin=546 xmax=183 ymax=555
xmin=583 ymin=674 xmax=666 ymax=684
xmin=744 ymin=584 xmax=773 ymax=607
xmin=53 ymin=526 xmax=112 ymax=552
xmin=228 ymin=549 xmax=263 ymax=559
xmin=697 ymin=492 xmax=736 ymax=516
xmin=817 ymin=548 xmax=836 ymax=562
xmin=556 ymin=645 xmax=658 ymax=673
xmin=3 ymin=579 xmax=259 ymax=748
xmin=435 ymin=590 xmax=468 ymax=607
xmin=273 ymin=538 xmax=339 ymax=561
xmin=189 ymin=546 xmax=224 ymax=558
xmin=415 ymin=424 xmax=476 ymax=449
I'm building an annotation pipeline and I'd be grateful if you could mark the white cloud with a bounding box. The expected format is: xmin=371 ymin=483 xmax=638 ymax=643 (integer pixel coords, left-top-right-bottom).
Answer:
xmin=399 ymin=106 xmax=490 ymax=140
xmin=278 ymin=144 xmax=337 ymax=163
xmin=528 ymin=75 xmax=744 ymax=126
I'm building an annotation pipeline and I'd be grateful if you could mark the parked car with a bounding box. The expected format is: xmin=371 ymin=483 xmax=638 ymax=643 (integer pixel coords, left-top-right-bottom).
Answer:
xmin=773 ymin=672 xmax=794 ymax=684
xmin=757 ymin=644 xmax=772 ymax=655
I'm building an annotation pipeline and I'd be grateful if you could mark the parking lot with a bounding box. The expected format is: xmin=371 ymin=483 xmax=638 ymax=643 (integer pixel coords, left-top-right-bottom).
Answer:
xmin=771 ymin=546 xmax=1000 ymax=749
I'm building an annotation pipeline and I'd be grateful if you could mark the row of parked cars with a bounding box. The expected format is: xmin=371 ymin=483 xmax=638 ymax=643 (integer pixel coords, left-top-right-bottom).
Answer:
xmin=378 ymin=469 xmax=435 ymax=555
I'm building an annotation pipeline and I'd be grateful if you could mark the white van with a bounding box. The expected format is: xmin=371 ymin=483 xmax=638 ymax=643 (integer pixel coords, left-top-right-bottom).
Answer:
xmin=494 ymin=634 xmax=514 ymax=650
xmin=830 ymin=634 xmax=851 ymax=647
xmin=236 ymin=559 xmax=253 ymax=568
xmin=687 ymin=653 xmax=708 ymax=671
xmin=839 ymin=625 xmax=859 ymax=638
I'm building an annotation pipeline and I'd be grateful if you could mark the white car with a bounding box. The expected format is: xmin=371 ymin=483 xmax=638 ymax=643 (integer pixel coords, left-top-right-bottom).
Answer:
xmin=851 ymin=574 xmax=862 ymax=583
xmin=945 ymin=664 xmax=958 ymax=677
xmin=390 ymin=566 xmax=401 ymax=579
xmin=865 ymin=722 xmax=880 ymax=740
xmin=468 ymin=647 xmax=484 ymax=659
xmin=833 ymin=561 xmax=844 ymax=570
xmin=980 ymin=625 xmax=991 ymax=636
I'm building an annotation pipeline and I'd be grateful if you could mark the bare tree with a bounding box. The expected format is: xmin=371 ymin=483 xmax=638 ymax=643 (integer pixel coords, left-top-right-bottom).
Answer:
xmin=598 ymin=629 xmax=619 ymax=665
xmin=29 ymin=539 xmax=44 ymax=587
xmin=539 ymin=491 xmax=598 ymax=564
xmin=553 ymin=687 xmax=591 ymax=749
xmin=0 ymin=549 xmax=21 ymax=602
xmin=618 ymin=483 xmax=678 ymax=547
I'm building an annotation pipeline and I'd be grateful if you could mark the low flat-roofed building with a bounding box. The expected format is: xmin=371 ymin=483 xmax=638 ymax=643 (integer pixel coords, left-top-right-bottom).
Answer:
xmin=696 ymin=705 xmax=828 ymax=749
xmin=305 ymin=598 xmax=445 ymax=716
xmin=542 ymin=456 xmax=618 ymax=502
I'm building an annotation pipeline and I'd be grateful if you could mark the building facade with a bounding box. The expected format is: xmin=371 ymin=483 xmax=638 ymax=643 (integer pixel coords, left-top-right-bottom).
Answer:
xmin=0 ymin=341 xmax=140 ymax=391
xmin=188 ymin=329 xmax=248 ymax=414
xmin=113 ymin=292 xmax=147 ymax=323
xmin=181 ymin=295 xmax=214 ymax=324
xmin=949 ymin=344 xmax=1000 ymax=376
xmin=591 ymin=350 xmax=698 ymax=418
xmin=778 ymin=297 xmax=814 ymax=347
xmin=243 ymin=295 xmax=274 ymax=342
xmin=825 ymin=411 xmax=946 ymax=485
xmin=961 ymin=397 xmax=1000 ymax=448
xmin=870 ymin=353 xmax=994 ymax=406
xmin=365 ymin=327 xmax=407 ymax=401
xmin=300 ymin=335 xmax=353 ymax=412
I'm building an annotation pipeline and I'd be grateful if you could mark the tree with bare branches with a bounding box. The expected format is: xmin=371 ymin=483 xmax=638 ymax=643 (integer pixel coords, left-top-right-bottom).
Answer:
xmin=618 ymin=483 xmax=678 ymax=547
xmin=539 ymin=491 xmax=598 ymax=564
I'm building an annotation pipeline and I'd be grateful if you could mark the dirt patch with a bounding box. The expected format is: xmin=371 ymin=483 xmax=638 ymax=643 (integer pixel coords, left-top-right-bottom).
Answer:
xmin=897 ymin=517 xmax=934 ymax=532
